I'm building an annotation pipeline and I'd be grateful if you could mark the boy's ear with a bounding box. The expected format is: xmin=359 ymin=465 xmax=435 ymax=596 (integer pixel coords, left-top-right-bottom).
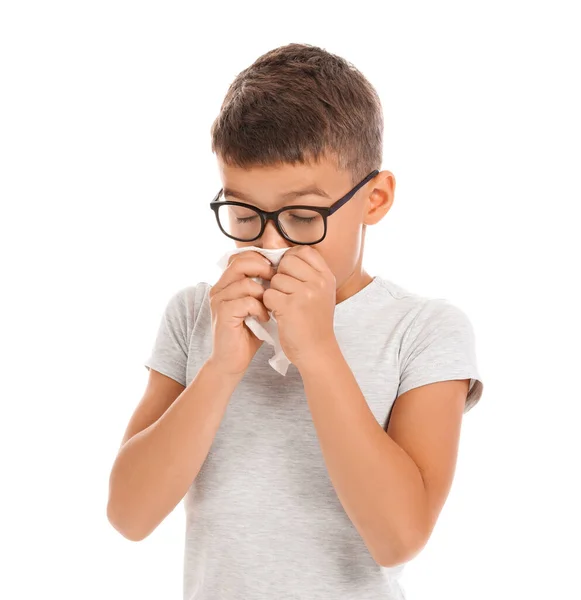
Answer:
xmin=363 ymin=170 xmax=395 ymax=225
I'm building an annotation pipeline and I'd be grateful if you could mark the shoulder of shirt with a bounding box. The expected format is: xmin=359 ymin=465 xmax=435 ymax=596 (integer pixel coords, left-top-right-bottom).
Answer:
xmin=164 ymin=281 xmax=212 ymax=321
xmin=373 ymin=276 xmax=470 ymax=323
xmin=176 ymin=280 xmax=211 ymax=302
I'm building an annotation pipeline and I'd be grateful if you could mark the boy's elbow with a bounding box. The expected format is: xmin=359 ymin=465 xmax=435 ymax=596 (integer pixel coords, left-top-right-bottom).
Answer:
xmin=370 ymin=521 xmax=431 ymax=568
xmin=106 ymin=500 xmax=151 ymax=542
xmin=373 ymin=541 xmax=424 ymax=568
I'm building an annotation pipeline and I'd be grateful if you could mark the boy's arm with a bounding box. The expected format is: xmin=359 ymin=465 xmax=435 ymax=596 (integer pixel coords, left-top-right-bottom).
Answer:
xmin=107 ymin=360 xmax=243 ymax=541
xmin=297 ymin=340 xmax=468 ymax=568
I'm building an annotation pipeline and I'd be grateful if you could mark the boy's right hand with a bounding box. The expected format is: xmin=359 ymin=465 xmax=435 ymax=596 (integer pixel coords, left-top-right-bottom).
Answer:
xmin=208 ymin=251 xmax=276 ymax=376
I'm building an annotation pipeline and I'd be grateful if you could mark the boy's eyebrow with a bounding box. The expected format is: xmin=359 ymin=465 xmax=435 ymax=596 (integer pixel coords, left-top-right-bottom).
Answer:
xmin=223 ymin=184 xmax=332 ymax=203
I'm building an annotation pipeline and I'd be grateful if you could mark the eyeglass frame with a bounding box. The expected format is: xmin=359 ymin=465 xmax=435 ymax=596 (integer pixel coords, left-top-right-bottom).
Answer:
xmin=209 ymin=169 xmax=380 ymax=245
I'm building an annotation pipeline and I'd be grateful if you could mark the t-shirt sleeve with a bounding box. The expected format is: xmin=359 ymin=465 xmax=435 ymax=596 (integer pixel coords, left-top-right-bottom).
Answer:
xmin=143 ymin=287 xmax=193 ymax=386
xmin=397 ymin=299 xmax=484 ymax=413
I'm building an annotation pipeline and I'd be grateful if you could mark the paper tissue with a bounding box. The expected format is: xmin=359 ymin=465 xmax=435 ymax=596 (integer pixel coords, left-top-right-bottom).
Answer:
xmin=216 ymin=246 xmax=293 ymax=375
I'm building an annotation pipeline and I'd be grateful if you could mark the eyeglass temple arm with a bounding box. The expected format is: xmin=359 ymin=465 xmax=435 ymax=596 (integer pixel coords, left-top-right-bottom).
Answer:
xmin=328 ymin=169 xmax=379 ymax=215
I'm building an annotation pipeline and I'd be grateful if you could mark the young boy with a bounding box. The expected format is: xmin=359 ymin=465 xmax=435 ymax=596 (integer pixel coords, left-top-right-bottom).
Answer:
xmin=107 ymin=42 xmax=483 ymax=599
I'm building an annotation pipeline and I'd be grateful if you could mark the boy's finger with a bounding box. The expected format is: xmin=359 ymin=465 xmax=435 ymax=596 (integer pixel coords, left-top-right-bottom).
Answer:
xmin=213 ymin=253 xmax=274 ymax=295
xmin=227 ymin=251 xmax=272 ymax=267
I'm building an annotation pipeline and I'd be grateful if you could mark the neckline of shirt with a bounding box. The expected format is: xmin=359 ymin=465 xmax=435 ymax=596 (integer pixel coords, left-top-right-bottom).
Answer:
xmin=334 ymin=275 xmax=382 ymax=315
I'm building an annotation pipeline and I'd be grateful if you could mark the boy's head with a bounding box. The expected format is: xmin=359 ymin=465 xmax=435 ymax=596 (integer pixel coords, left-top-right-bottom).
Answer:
xmin=210 ymin=43 xmax=394 ymax=291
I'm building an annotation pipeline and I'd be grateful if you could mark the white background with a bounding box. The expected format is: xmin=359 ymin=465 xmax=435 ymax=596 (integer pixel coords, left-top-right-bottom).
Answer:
xmin=1 ymin=1 xmax=580 ymax=598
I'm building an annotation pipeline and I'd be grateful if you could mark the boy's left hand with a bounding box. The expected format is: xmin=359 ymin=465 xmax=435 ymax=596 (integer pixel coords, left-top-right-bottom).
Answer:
xmin=262 ymin=245 xmax=337 ymax=369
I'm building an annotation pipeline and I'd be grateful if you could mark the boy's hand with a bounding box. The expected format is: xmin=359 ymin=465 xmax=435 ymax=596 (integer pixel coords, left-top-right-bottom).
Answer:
xmin=262 ymin=245 xmax=337 ymax=369
xmin=208 ymin=251 xmax=275 ymax=376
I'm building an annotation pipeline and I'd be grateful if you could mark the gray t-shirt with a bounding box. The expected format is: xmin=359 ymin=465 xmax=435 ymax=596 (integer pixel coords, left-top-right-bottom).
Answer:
xmin=144 ymin=275 xmax=483 ymax=600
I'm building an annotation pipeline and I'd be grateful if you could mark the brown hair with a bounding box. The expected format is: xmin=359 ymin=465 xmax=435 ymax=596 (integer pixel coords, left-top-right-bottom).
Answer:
xmin=210 ymin=43 xmax=383 ymax=186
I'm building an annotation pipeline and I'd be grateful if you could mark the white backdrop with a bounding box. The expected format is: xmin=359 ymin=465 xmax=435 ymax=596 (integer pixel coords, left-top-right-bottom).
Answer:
xmin=1 ymin=1 xmax=579 ymax=599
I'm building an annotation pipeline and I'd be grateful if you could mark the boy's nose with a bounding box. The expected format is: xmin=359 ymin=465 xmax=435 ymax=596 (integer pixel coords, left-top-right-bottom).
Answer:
xmin=260 ymin=219 xmax=291 ymax=249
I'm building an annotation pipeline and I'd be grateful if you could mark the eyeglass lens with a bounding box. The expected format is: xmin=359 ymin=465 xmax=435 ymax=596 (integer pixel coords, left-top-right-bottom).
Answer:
xmin=217 ymin=205 xmax=325 ymax=243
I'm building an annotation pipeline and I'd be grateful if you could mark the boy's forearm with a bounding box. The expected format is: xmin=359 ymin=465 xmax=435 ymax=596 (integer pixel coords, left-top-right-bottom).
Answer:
xmin=107 ymin=359 xmax=242 ymax=541
xmin=297 ymin=340 xmax=429 ymax=567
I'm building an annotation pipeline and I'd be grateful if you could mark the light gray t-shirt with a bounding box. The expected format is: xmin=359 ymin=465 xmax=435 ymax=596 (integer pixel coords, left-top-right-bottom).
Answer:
xmin=144 ymin=275 xmax=484 ymax=600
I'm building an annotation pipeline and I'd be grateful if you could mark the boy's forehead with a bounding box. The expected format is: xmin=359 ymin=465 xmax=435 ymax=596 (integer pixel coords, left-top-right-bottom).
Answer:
xmin=216 ymin=155 xmax=351 ymax=197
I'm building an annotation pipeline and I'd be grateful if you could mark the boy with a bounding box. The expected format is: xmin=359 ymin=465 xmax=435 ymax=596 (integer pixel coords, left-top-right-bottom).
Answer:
xmin=107 ymin=42 xmax=483 ymax=599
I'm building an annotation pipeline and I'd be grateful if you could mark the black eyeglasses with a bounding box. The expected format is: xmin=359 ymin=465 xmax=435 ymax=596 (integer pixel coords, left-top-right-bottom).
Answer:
xmin=209 ymin=169 xmax=379 ymax=245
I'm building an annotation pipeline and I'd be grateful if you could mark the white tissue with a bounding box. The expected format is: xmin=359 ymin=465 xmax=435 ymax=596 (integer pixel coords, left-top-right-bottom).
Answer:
xmin=216 ymin=246 xmax=293 ymax=375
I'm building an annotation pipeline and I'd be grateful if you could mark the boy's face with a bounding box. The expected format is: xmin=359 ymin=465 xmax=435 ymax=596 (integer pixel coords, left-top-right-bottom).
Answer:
xmin=216 ymin=153 xmax=394 ymax=292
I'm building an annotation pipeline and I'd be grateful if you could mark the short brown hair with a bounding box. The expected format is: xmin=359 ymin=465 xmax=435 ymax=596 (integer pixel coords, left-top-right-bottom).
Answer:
xmin=210 ymin=43 xmax=383 ymax=186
